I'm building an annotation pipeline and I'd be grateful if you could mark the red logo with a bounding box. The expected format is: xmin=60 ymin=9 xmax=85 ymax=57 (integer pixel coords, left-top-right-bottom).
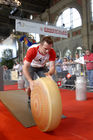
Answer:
xmin=57 ymin=81 xmax=61 ymax=87
xmin=67 ymin=73 xmax=71 ymax=79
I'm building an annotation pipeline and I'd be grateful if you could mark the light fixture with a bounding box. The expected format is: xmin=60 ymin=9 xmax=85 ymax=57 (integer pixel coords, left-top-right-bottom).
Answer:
xmin=10 ymin=7 xmax=18 ymax=15
xmin=0 ymin=0 xmax=21 ymax=7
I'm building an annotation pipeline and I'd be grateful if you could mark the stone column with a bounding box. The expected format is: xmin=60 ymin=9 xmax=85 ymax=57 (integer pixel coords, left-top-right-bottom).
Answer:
xmin=82 ymin=0 xmax=90 ymax=49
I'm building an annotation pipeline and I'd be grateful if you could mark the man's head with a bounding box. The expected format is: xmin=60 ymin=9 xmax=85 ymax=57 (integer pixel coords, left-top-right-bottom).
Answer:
xmin=39 ymin=36 xmax=53 ymax=55
xmin=75 ymin=53 xmax=79 ymax=59
xmin=56 ymin=55 xmax=59 ymax=60
xmin=63 ymin=57 xmax=68 ymax=62
xmin=85 ymin=49 xmax=90 ymax=56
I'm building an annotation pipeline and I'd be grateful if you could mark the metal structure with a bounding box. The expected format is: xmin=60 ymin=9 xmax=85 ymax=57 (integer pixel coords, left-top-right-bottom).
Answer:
xmin=0 ymin=0 xmax=53 ymax=39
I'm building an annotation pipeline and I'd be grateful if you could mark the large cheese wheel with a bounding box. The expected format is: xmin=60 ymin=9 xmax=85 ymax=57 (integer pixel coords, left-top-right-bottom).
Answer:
xmin=31 ymin=77 xmax=62 ymax=132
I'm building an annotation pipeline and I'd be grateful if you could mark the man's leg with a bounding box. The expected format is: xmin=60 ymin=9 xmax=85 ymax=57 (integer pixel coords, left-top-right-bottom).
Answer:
xmin=23 ymin=73 xmax=31 ymax=103
xmin=25 ymin=87 xmax=31 ymax=103
xmin=37 ymin=67 xmax=49 ymax=77
xmin=25 ymin=67 xmax=35 ymax=103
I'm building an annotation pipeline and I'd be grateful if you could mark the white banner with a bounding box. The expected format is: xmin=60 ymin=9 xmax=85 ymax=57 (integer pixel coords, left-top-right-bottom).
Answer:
xmin=15 ymin=19 xmax=68 ymax=38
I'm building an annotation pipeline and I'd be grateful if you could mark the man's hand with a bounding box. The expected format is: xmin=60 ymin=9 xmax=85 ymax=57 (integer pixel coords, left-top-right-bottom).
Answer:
xmin=44 ymin=72 xmax=50 ymax=76
xmin=85 ymin=60 xmax=89 ymax=63
xmin=44 ymin=72 xmax=53 ymax=80
xmin=29 ymin=80 xmax=34 ymax=91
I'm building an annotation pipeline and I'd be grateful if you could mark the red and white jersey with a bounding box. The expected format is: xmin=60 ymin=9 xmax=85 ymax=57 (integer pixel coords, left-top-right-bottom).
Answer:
xmin=24 ymin=44 xmax=56 ymax=68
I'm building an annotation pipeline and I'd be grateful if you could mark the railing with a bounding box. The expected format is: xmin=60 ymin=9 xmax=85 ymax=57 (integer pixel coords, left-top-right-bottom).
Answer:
xmin=2 ymin=62 xmax=93 ymax=92
xmin=54 ymin=61 xmax=93 ymax=92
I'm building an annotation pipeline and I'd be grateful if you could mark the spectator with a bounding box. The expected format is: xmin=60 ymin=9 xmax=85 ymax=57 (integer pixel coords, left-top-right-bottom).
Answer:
xmin=68 ymin=58 xmax=74 ymax=75
xmin=13 ymin=61 xmax=20 ymax=75
xmin=13 ymin=61 xmax=23 ymax=77
xmin=62 ymin=57 xmax=68 ymax=76
xmin=55 ymin=55 xmax=62 ymax=79
xmin=74 ymin=53 xmax=81 ymax=76
xmin=61 ymin=57 xmax=68 ymax=84
xmin=84 ymin=49 xmax=93 ymax=88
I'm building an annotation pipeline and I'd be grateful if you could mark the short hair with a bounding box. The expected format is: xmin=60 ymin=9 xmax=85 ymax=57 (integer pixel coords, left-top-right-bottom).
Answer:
xmin=75 ymin=53 xmax=79 ymax=55
xmin=56 ymin=55 xmax=59 ymax=58
xmin=86 ymin=49 xmax=90 ymax=51
xmin=41 ymin=36 xmax=53 ymax=45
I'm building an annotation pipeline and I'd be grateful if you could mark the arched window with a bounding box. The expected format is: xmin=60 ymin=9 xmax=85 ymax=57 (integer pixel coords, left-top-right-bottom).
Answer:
xmin=56 ymin=8 xmax=82 ymax=30
xmin=29 ymin=15 xmax=40 ymax=42
xmin=91 ymin=0 xmax=93 ymax=21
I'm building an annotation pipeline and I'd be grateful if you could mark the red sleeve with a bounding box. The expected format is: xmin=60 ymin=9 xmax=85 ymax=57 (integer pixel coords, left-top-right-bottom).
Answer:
xmin=25 ymin=47 xmax=38 ymax=62
xmin=90 ymin=53 xmax=93 ymax=61
xmin=23 ymin=57 xmax=26 ymax=62
xmin=84 ymin=55 xmax=86 ymax=60
xmin=49 ymin=48 xmax=56 ymax=61
xmin=84 ymin=53 xmax=93 ymax=61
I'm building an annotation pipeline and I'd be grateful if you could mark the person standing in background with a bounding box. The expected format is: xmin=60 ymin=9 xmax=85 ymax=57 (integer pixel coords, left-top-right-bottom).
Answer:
xmin=55 ymin=55 xmax=62 ymax=79
xmin=84 ymin=49 xmax=93 ymax=88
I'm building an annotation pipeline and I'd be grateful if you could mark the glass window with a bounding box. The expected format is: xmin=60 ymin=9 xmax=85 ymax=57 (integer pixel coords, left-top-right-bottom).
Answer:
xmin=56 ymin=8 xmax=82 ymax=30
xmin=29 ymin=15 xmax=40 ymax=42
xmin=91 ymin=0 xmax=93 ymax=21
xmin=30 ymin=33 xmax=40 ymax=43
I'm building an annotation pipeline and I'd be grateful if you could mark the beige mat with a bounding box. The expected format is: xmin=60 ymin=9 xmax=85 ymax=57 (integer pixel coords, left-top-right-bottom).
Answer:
xmin=0 ymin=90 xmax=36 ymax=128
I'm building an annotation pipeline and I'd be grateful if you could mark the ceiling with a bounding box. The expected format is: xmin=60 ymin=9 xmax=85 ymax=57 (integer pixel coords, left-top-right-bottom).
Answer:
xmin=0 ymin=0 xmax=53 ymax=40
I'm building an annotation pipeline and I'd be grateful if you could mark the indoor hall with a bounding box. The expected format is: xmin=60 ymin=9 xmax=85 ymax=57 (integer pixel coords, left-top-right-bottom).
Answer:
xmin=0 ymin=0 xmax=93 ymax=140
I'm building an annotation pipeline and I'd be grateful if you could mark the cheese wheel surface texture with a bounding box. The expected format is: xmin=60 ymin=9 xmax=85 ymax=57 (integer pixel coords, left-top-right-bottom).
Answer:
xmin=31 ymin=77 xmax=62 ymax=132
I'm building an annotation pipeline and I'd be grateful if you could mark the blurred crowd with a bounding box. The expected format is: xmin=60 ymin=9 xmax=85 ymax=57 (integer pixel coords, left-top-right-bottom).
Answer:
xmin=2 ymin=49 xmax=93 ymax=89
xmin=53 ymin=49 xmax=93 ymax=88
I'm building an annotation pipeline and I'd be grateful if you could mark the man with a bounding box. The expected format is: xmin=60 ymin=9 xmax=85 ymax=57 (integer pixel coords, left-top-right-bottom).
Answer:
xmin=55 ymin=55 xmax=62 ymax=83
xmin=84 ymin=49 xmax=93 ymax=88
xmin=23 ymin=36 xmax=56 ymax=103
xmin=55 ymin=55 xmax=62 ymax=76
xmin=74 ymin=53 xmax=85 ymax=76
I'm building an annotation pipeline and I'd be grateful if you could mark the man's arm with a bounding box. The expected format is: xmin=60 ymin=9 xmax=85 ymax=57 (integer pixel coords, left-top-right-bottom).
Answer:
xmin=48 ymin=61 xmax=55 ymax=76
xmin=23 ymin=60 xmax=34 ymax=90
